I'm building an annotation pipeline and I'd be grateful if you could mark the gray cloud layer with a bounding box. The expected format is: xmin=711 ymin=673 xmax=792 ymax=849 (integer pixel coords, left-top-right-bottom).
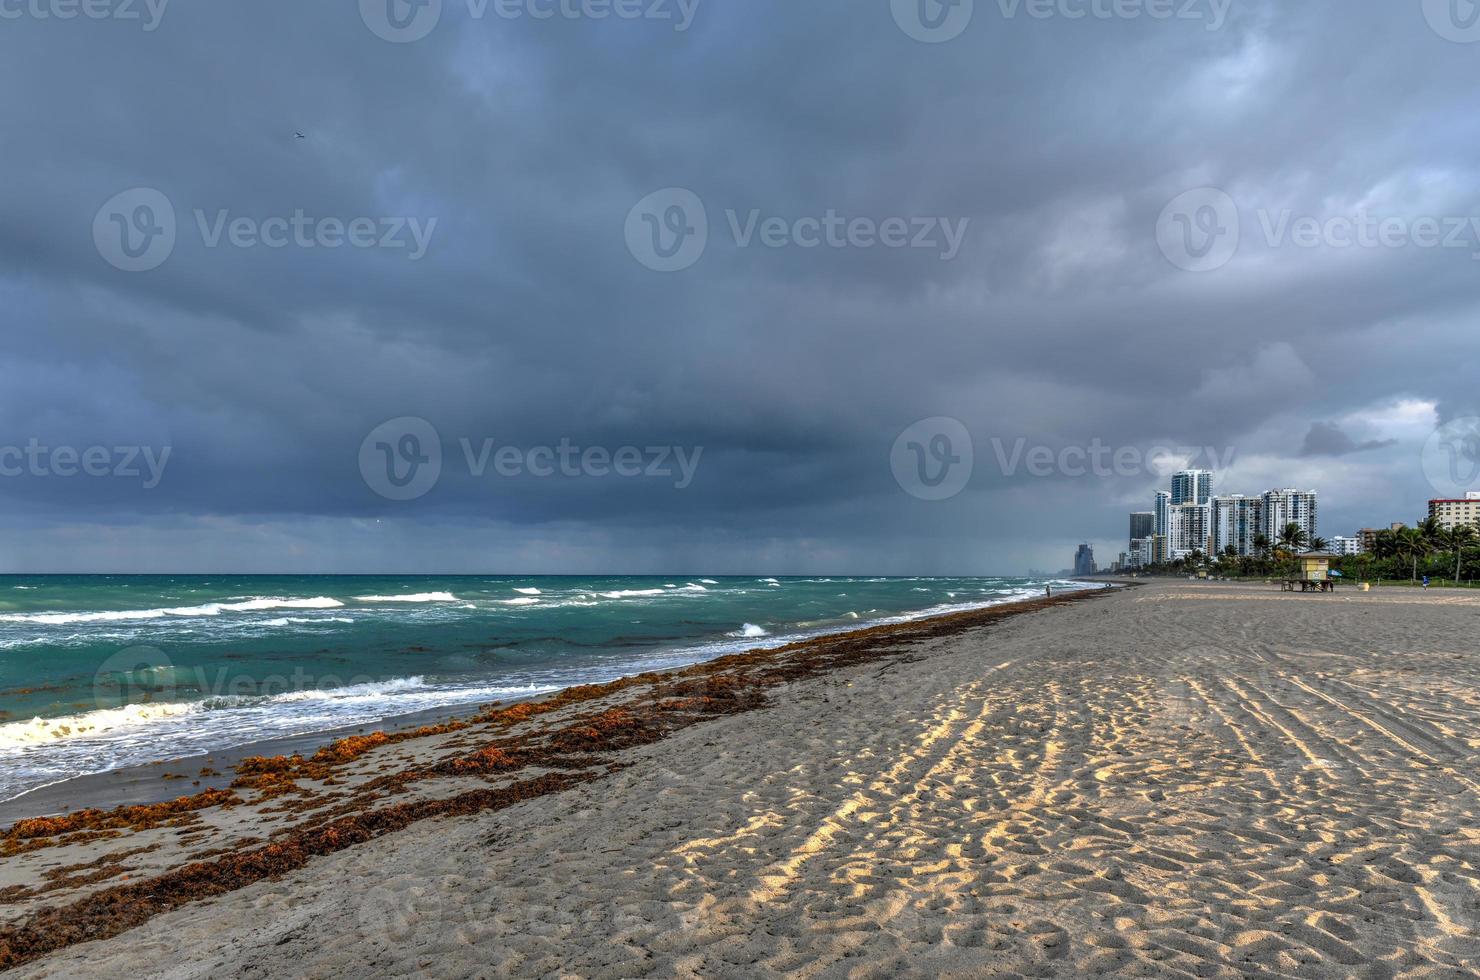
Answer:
xmin=2 ymin=0 xmax=1477 ymax=573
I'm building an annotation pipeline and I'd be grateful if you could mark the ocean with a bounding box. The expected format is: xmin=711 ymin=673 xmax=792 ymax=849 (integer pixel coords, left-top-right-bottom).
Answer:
xmin=0 ymin=574 xmax=1078 ymax=803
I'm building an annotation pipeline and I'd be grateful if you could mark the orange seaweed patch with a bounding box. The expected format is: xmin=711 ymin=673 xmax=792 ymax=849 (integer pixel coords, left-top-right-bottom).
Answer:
xmin=437 ymin=746 xmax=523 ymax=776
xmin=1 ymin=790 xmax=239 ymax=855
xmin=0 ymin=773 xmax=597 ymax=971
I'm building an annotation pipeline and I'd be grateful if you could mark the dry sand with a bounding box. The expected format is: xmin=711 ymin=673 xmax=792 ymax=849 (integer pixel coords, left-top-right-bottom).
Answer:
xmin=5 ymin=581 xmax=1480 ymax=978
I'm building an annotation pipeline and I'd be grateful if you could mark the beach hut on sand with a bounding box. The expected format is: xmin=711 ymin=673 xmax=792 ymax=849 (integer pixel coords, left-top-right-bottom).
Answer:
xmin=1282 ymin=553 xmax=1337 ymax=592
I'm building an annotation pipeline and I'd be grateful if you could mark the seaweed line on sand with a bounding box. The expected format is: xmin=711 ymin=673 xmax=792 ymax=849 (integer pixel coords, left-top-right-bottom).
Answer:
xmin=0 ymin=589 xmax=1110 ymax=972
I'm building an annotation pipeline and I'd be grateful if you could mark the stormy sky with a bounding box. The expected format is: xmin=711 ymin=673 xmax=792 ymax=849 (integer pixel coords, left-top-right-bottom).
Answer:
xmin=2 ymin=0 xmax=1478 ymax=574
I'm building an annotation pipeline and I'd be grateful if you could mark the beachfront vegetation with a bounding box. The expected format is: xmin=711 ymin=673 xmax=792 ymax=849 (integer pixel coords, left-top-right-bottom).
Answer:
xmin=1134 ymin=516 xmax=1480 ymax=586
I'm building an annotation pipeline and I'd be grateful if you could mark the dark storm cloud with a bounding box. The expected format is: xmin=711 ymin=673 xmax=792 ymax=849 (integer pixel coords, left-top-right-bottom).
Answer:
xmin=1299 ymin=422 xmax=1397 ymax=458
xmin=1 ymin=0 xmax=1477 ymax=572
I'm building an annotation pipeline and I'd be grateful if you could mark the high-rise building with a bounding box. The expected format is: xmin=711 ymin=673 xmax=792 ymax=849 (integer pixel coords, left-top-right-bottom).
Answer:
xmin=1171 ymin=470 xmax=1213 ymax=506
xmin=1073 ymin=543 xmax=1097 ymax=577
xmin=1429 ymin=492 xmax=1480 ymax=530
xmin=1166 ymin=503 xmax=1212 ymax=560
xmin=1154 ymin=491 xmax=1171 ymax=538
xmin=1212 ymin=494 xmax=1264 ymax=556
xmin=1129 ymin=512 xmax=1155 ymax=544
xmin=1262 ymin=489 xmax=1318 ymax=549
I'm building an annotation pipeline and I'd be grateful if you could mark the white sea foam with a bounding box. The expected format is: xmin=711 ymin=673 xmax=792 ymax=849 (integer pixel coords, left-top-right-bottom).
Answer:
xmin=0 ymin=597 xmax=345 ymax=626
xmin=513 ymin=588 xmax=542 ymax=595
xmin=266 ymin=676 xmax=430 ymax=703
xmin=731 ymin=623 xmax=768 ymax=638
xmin=353 ymin=592 xmax=459 ymax=603
xmin=0 ymin=701 xmax=201 ymax=748
xmin=700 ymin=579 xmax=718 ymax=585
xmin=0 ymin=674 xmax=569 ymax=782
xmin=501 ymin=598 xmax=541 ymax=606
xmin=599 ymin=589 xmax=667 ymax=598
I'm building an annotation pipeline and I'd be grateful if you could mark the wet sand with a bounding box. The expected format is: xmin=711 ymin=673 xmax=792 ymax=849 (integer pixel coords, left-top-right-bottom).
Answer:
xmin=4 ymin=581 xmax=1480 ymax=977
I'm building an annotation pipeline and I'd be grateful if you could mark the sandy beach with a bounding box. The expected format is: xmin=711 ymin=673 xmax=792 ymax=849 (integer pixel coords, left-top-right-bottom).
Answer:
xmin=3 ymin=581 xmax=1479 ymax=977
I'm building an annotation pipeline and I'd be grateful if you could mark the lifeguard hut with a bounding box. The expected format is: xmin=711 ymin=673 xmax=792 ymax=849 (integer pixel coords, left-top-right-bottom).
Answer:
xmin=1283 ymin=553 xmax=1337 ymax=593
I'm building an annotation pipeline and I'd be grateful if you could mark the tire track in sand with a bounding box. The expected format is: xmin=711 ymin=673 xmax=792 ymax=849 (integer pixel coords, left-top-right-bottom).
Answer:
xmin=746 ymin=661 xmax=1017 ymax=904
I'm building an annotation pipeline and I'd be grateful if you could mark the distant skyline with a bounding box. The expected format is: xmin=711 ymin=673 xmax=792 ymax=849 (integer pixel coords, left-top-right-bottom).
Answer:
xmin=3 ymin=2 xmax=1479 ymax=574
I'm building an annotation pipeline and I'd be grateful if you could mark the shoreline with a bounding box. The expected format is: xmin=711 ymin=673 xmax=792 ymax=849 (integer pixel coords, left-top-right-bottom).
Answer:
xmin=7 ymin=580 xmax=1480 ymax=976
xmin=0 ymin=588 xmax=1115 ymax=972
xmin=0 ymin=584 xmax=1094 ymax=825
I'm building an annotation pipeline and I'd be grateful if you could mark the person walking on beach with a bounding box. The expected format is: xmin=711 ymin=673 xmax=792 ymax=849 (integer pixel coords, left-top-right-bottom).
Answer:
xmin=1045 ymin=584 xmax=1052 ymax=598
xmin=1423 ymin=575 xmax=1430 ymax=591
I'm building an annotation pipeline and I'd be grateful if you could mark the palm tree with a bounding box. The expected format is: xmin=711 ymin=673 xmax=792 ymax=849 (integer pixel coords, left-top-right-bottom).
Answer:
xmin=1252 ymin=533 xmax=1271 ymax=558
xmin=1309 ymin=536 xmax=1328 ymax=553
xmin=1278 ymin=522 xmax=1309 ymax=554
xmin=1396 ymin=527 xmax=1429 ymax=582
xmin=1443 ymin=523 xmax=1477 ymax=584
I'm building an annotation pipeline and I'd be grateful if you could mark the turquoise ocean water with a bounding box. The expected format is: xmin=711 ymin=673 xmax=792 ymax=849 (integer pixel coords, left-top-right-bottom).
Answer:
xmin=0 ymin=574 xmax=1078 ymax=803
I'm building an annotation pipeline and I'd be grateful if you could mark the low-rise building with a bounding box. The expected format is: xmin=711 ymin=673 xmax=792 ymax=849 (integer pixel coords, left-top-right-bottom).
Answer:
xmin=1358 ymin=524 xmax=1405 ymax=554
xmin=1328 ymin=535 xmax=1361 ymax=556
xmin=1429 ymin=492 xmax=1480 ymax=530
